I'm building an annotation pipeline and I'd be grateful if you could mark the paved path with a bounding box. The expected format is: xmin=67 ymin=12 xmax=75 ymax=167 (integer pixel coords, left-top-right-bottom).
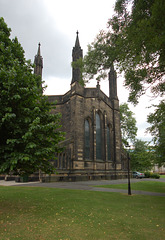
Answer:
xmin=1 ymin=178 xmax=165 ymax=196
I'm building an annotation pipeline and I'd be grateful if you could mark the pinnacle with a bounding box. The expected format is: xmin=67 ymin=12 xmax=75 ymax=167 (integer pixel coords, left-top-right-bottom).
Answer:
xmin=37 ymin=42 xmax=41 ymax=56
xmin=75 ymin=31 xmax=80 ymax=47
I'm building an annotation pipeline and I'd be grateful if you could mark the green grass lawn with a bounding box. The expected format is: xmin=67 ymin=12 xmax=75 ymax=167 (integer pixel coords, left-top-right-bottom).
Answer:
xmin=96 ymin=181 xmax=165 ymax=193
xmin=0 ymin=186 xmax=165 ymax=240
xmin=160 ymin=175 xmax=165 ymax=178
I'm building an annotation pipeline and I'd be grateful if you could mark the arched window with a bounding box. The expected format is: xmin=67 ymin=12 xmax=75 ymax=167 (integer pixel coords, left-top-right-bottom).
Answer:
xmin=96 ymin=113 xmax=102 ymax=160
xmin=107 ymin=125 xmax=111 ymax=160
xmin=84 ymin=119 xmax=90 ymax=159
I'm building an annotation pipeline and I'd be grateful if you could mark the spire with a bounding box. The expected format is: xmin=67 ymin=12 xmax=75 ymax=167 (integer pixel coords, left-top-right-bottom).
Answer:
xmin=109 ymin=64 xmax=118 ymax=100
xmin=34 ymin=43 xmax=43 ymax=78
xmin=71 ymin=31 xmax=83 ymax=84
xmin=75 ymin=31 xmax=80 ymax=47
xmin=37 ymin=42 xmax=41 ymax=56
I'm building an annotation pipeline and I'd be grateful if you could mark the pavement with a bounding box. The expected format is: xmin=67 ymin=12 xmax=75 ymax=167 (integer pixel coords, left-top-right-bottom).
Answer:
xmin=1 ymin=178 xmax=165 ymax=196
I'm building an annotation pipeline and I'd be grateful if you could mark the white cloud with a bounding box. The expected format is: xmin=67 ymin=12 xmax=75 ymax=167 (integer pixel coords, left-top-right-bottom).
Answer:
xmin=44 ymin=76 xmax=70 ymax=95
xmin=0 ymin=0 xmax=160 ymax=143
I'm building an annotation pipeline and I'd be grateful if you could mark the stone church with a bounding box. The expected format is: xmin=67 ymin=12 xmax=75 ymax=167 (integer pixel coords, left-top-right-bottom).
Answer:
xmin=34 ymin=32 xmax=127 ymax=181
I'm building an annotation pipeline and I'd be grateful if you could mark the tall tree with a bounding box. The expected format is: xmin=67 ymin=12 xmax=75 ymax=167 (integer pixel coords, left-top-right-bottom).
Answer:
xmin=147 ymin=100 xmax=165 ymax=165
xmin=120 ymin=103 xmax=137 ymax=146
xmin=0 ymin=18 xmax=64 ymax=176
xmin=130 ymin=139 xmax=154 ymax=171
xmin=83 ymin=0 xmax=165 ymax=104
xmin=82 ymin=0 xmax=165 ymax=166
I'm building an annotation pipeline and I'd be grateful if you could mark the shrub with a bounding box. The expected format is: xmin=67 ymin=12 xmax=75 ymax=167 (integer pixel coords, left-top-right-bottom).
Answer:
xmin=151 ymin=173 xmax=160 ymax=179
xmin=145 ymin=172 xmax=160 ymax=179
xmin=144 ymin=172 xmax=151 ymax=178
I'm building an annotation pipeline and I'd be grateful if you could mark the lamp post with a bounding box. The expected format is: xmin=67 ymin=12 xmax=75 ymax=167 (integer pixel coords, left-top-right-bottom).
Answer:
xmin=126 ymin=142 xmax=131 ymax=195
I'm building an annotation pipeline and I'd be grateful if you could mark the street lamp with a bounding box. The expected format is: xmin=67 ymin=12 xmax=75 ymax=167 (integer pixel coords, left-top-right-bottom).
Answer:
xmin=126 ymin=142 xmax=131 ymax=195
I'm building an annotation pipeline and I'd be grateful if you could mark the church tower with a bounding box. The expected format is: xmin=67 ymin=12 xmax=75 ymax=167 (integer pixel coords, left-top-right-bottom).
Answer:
xmin=109 ymin=64 xmax=122 ymax=170
xmin=34 ymin=43 xmax=43 ymax=78
xmin=44 ymin=32 xmax=126 ymax=182
xmin=109 ymin=64 xmax=118 ymax=100
xmin=71 ymin=31 xmax=83 ymax=84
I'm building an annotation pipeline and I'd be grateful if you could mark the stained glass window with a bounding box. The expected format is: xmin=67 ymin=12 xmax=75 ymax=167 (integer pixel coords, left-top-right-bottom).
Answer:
xmin=96 ymin=113 xmax=102 ymax=160
xmin=85 ymin=119 xmax=90 ymax=159
xmin=107 ymin=126 xmax=111 ymax=160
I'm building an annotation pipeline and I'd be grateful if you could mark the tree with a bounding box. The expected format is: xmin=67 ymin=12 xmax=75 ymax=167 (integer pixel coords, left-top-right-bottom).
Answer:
xmin=81 ymin=0 xmax=165 ymax=166
xmin=147 ymin=100 xmax=165 ymax=165
xmin=130 ymin=140 xmax=154 ymax=171
xmin=0 ymin=18 xmax=64 ymax=176
xmin=120 ymin=103 xmax=137 ymax=146
xmin=83 ymin=0 xmax=165 ymax=104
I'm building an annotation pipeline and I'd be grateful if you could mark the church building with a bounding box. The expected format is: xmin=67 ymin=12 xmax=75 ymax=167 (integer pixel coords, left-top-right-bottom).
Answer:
xmin=34 ymin=32 xmax=127 ymax=181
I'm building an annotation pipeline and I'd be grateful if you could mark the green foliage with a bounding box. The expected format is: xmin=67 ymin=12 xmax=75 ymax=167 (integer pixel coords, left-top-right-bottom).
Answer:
xmin=0 ymin=18 xmax=64 ymax=176
xmin=147 ymin=100 xmax=165 ymax=165
xmin=130 ymin=140 xmax=154 ymax=171
xmin=144 ymin=172 xmax=160 ymax=179
xmin=120 ymin=103 xmax=137 ymax=146
xmin=82 ymin=0 xmax=165 ymax=169
xmin=152 ymin=173 xmax=161 ymax=179
xmin=144 ymin=171 xmax=152 ymax=178
xmin=83 ymin=0 xmax=165 ymax=104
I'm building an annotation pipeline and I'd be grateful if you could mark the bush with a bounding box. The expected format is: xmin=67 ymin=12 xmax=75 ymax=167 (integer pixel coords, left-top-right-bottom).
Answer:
xmin=151 ymin=173 xmax=160 ymax=179
xmin=144 ymin=172 xmax=151 ymax=178
xmin=145 ymin=172 xmax=160 ymax=179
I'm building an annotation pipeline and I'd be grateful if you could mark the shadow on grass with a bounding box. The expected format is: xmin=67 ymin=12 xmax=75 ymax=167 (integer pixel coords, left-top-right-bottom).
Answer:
xmin=95 ymin=181 xmax=165 ymax=193
xmin=0 ymin=186 xmax=165 ymax=240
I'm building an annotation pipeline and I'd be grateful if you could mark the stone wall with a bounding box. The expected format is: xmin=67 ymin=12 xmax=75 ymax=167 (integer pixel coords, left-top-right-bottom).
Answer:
xmin=48 ymin=81 xmax=123 ymax=174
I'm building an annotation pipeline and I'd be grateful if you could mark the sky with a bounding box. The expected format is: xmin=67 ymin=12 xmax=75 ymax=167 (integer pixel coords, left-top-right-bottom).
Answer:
xmin=0 ymin=0 xmax=159 ymax=143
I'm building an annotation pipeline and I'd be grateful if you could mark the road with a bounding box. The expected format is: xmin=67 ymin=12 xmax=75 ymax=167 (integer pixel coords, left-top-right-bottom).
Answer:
xmin=1 ymin=178 xmax=165 ymax=196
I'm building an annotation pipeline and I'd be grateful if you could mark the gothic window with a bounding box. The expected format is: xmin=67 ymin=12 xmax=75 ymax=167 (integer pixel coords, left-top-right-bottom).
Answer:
xmin=107 ymin=125 xmax=111 ymax=160
xmin=84 ymin=119 xmax=90 ymax=159
xmin=96 ymin=113 xmax=102 ymax=160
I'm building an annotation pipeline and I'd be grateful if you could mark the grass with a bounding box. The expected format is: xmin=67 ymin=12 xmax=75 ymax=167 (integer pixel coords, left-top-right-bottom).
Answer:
xmin=160 ymin=175 xmax=165 ymax=178
xmin=95 ymin=181 xmax=165 ymax=193
xmin=0 ymin=186 xmax=165 ymax=240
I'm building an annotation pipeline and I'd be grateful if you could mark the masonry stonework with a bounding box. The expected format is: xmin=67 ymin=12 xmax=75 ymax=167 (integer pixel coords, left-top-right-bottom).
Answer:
xmin=34 ymin=32 xmax=127 ymax=181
